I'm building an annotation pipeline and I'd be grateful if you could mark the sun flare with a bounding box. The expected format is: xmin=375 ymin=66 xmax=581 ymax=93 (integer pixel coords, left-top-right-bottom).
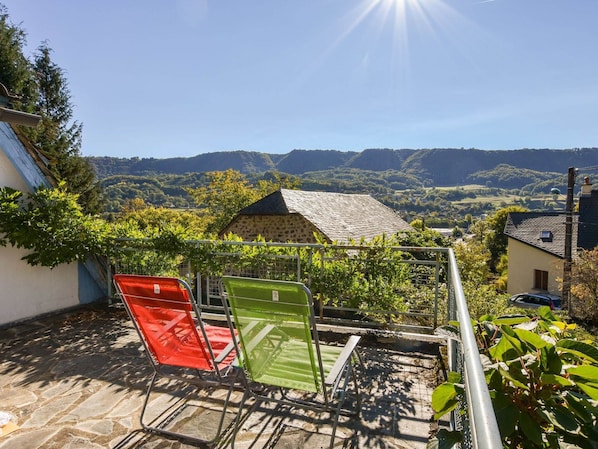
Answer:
xmin=333 ymin=0 xmax=473 ymax=83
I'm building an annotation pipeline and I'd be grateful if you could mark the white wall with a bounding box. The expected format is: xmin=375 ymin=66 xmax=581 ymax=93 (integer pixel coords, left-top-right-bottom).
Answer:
xmin=0 ymin=141 xmax=29 ymax=191
xmin=0 ymin=123 xmax=80 ymax=326
xmin=507 ymin=238 xmax=563 ymax=296
xmin=0 ymin=245 xmax=79 ymax=326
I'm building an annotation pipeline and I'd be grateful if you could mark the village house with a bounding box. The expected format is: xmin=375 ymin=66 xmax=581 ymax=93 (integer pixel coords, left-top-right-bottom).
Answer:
xmin=219 ymin=188 xmax=413 ymax=243
xmin=504 ymin=178 xmax=598 ymax=297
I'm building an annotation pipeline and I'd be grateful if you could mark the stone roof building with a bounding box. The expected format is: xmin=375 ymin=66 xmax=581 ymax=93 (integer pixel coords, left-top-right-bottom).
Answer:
xmin=219 ymin=189 xmax=413 ymax=243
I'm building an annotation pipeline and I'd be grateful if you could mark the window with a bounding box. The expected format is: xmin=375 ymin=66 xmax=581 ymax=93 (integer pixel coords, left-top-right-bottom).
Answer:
xmin=539 ymin=230 xmax=553 ymax=242
xmin=534 ymin=270 xmax=548 ymax=290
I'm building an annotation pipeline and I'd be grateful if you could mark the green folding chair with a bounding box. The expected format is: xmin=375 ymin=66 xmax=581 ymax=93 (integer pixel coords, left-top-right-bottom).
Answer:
xmin=221 ymin=276 xmax=361 ymax=449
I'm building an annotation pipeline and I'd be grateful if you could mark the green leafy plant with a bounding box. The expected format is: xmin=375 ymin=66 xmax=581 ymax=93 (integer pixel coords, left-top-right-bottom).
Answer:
xmin=432 ymin=307 xmax=598 ymax=448
xmin=0 ymin=184 xmax=110 ymax=267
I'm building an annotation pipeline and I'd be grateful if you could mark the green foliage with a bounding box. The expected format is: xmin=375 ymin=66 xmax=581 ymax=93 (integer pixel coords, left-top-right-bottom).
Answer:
xmin=0 ymin=8 xmax=101 ymax=214
xmin=185 ymin=169 xmax=294 ymax=234
xmin=463 ymin=281 xmax=509 ymax=319
xmin=0 ymin=6 xmax=37 ymax=112
xmin=113 ymin=200 xmax=209 ymax=236
xmin=570 ymin=247 xmax=598 ymax=323
xmin=306 ymin=234 xmax=441 ymax=326
xmin=433 ymin=308 xmax=598 ymax=448
xmin=468 ymin=164 xmax=563 ymax=190
xmin=485 ymin=206 xmax=527 ymax=272
xmin=0 ymin=183 xmax=109 ymax=267
xmin=453 ymin=240 xmax=491 ymax=285
xmin=28 ymin=43 xmax=102 ymax=214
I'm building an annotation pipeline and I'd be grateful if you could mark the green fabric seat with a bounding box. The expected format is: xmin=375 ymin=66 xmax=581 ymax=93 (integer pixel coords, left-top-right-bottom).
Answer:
xmin=221 ymin=276 xmax=361 ymax=449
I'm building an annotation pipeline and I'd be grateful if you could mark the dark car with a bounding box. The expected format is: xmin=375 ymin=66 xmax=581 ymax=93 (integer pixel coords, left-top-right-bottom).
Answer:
xmin=508 ymin=292 xmax=562 ymax=310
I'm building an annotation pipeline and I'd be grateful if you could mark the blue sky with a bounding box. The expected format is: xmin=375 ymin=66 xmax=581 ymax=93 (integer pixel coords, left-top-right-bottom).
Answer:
xmin=3 ymin=0 xmax=598 ymax=158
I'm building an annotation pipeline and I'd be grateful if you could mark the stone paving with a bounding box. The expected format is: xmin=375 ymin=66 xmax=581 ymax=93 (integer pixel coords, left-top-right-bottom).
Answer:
xmin=0 ymin=302 xmax=445 ymax=449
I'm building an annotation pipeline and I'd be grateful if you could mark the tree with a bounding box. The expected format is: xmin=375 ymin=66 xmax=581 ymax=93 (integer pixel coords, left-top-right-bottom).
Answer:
xmin=0 ymin=6 xmax=37 ymax=111
xmin=0 ymin=7 xmax=102 ymax=214
xmin=185 ymin=169 xmax=292 ymax=235
xmin=28 ymin=43 xmax=102 ymax=214
xmin=453 ymin=240 xmax=490 ymax=285
xmin=485 ymin=206 xmax=527 ymax=272
xmin=570 ymin=247 xmax=598 ymax=323
xmin=115 ymin=204 xmax=209 ymax=237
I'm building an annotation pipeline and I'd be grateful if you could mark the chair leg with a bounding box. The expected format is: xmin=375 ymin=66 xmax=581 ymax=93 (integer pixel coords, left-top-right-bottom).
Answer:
xmin=350 ymin=362 xmax=361 ymax=416
xmin=139 ymin=371 xmax=158 ymax=431
xmin=230 ymin=387 xmax=252 ymax=449
xmin=139 ymin=370 xmax=238 ymax=446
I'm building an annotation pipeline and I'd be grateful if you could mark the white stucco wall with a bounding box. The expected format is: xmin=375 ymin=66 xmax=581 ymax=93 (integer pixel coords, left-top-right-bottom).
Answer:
xmin=0 ymin=123 xmax=80 ymax=326
xmin=0 ymin=141 xmax=30 ymax=191
xmin=0 ymin=245 xmax=79 ymax=326
xmin=507 ymin=238 xmax=563 ymax=296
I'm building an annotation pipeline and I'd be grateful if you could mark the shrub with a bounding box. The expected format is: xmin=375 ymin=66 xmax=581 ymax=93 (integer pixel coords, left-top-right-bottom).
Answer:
xmin=431 ymin=307 xmax=598 ymax=448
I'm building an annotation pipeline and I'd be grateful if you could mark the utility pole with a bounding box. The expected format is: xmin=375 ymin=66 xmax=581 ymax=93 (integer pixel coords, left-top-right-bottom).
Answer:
xmin=562 ymin=166 xmax=576 ymax=315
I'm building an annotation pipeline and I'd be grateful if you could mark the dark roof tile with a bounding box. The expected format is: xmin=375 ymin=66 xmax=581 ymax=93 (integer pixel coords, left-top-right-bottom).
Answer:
xmin=504 ymin=212 xmax=578 ymax=258
xmin=237 ymin=189 xmax=412 ymax=243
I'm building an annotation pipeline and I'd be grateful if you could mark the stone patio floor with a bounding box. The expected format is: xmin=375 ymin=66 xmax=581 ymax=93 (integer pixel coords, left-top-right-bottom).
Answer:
xmin=0 ymin=302 xmax=446 ymax=449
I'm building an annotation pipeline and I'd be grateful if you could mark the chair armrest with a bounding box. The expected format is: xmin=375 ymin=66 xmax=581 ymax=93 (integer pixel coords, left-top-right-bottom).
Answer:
xmin=324 ymin=335 xmax=361 ymax=386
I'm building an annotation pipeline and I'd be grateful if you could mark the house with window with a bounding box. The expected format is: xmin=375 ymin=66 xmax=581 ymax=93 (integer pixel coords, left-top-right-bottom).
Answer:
xmin=219 ymin=188 xmax=413 ymax=243
xmin=0 ymin=121 xmax=106 ymax=326
xmin=504 ymin=178 xmax=598 ymax=296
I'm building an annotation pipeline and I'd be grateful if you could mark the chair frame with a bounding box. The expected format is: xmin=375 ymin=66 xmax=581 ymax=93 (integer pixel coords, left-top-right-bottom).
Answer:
xmin=114 ymin=274 xmax=241 ymax=446
xmin=220 ymin=276 xmax=361 ymax=449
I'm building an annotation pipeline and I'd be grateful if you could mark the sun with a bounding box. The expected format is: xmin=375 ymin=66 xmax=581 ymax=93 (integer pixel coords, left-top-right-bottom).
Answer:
xmin=291 ymin=0 xmax=465 ymax=93
xmin=333 ymin=0 xmax=469 ymax=80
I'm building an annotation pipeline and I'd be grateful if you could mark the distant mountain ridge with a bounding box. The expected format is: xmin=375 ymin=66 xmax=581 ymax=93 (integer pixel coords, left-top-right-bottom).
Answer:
xmin=88 ymin=147 xmax=598 ymax=186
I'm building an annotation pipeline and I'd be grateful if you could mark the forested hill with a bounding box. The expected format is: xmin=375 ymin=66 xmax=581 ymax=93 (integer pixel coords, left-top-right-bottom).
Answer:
xmin=89 ymin=147 xmax=598 ymax=186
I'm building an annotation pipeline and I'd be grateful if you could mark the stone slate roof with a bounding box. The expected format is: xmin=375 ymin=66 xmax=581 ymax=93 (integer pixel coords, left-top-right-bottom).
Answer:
xmin=504 ymin=212 xmax=578 ymax=258
xmin=237 ymin=189 xmax=412 ymax=242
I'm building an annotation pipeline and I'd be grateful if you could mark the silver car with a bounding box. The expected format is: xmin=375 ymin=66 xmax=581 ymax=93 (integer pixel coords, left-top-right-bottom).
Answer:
xmin=508 ymin=292 xmax=562 ymax=311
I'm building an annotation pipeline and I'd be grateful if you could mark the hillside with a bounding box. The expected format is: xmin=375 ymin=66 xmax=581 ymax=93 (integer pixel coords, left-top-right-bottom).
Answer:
xmin=89 ymin=147 xmax=598 ymax=185
xmin=88 ymin=147 xmax=598 ymax=218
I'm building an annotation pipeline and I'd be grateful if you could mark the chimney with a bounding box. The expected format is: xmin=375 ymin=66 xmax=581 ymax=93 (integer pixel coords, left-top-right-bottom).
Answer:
xmin=581 ymin=176 xmax=592 ymax=196
xmin=578 ymin=177 xmax=598 ymax=250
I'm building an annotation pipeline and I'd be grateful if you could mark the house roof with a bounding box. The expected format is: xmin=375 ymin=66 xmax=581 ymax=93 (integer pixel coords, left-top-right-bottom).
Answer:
xmin=0 ymin=122 xmax=56 ymax=190
xmin=234 ymin=189 xmax=413 ymax=242
xmin=504 ymin=212 xmax=578 ymax=258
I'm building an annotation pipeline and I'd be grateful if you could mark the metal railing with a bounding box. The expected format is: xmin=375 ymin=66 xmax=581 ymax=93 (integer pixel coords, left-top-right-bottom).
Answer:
xmin=110 ymin=239 xmax=445 ymax=334
xmin=447 ymin=250 xmax=502 ymax=449
xmin=108 ymin=238 xmax=502 ymax=448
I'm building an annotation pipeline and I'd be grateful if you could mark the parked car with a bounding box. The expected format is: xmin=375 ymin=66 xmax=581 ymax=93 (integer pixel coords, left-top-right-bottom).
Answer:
xmin=508 ymin=292 xmax=562 ymax=310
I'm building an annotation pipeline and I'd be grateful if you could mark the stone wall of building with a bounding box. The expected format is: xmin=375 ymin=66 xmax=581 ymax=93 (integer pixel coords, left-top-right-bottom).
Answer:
xmin=223 ymin=214 xmax=326 ymax=243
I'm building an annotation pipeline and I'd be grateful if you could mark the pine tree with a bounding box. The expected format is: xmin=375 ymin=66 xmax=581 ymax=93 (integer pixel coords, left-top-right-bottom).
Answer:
xmin=30 ymin=43 xmax=102 ymax=214
xmin=0 ymin=6 xmax=102 ymax=214
xmin=0 ymin=5 xmax=37 ymax=111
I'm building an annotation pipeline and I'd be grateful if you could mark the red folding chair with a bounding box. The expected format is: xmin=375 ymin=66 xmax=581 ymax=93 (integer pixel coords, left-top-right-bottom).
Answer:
xmin=113 ymin=274 xmax=240 ymax=445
